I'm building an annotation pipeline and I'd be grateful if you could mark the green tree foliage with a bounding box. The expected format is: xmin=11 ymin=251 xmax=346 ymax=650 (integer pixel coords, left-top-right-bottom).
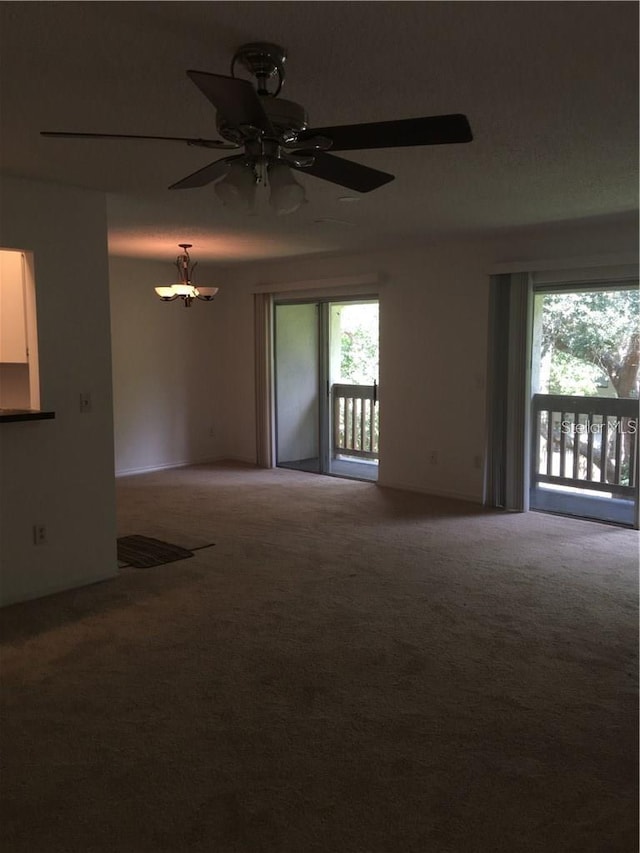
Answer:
xmin=341 ymin=327 xmax=378 ymax=384
xmin=548 ymin=350 xmax=606 ymax=397
xmin=542 ymin=290 xmax=639 ymax=398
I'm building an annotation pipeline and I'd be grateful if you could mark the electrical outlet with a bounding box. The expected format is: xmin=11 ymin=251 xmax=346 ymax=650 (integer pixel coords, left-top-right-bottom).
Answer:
xmin=33 ymin=524 xmax=47 ymax=545
xmin=79 ymin=392 xmax=92 ymax=414
xmin=429 ymin=450 xmax=438 ymax=465
xmin=209 ymin=427 xmax=215 ymax=438
xmin=473 ymin=454 xmax=482 ymax=469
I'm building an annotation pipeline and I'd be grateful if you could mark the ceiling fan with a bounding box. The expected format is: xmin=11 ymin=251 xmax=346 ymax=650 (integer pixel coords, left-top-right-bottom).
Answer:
xmin=41 ymin=42 xmax=473 ymax=213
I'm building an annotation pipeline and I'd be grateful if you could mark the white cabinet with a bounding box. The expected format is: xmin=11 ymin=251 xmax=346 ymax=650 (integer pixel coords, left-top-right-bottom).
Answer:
xmin=0 ymin=251 xmax=28 ymax=364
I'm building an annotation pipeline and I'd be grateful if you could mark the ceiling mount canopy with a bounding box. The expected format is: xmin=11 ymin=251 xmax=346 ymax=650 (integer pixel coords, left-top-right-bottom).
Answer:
xmin=230 ymin=42 xmax=287 ymax=98
xmin=41 ymin=40 xmax=473 ymax=214
xmin=154 ymin=244 xmax=218 ymax=307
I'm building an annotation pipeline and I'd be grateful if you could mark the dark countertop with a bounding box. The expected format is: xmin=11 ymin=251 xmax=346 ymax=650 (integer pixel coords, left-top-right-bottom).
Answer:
xmin=0 ymin=409 xmax=56 ymax=423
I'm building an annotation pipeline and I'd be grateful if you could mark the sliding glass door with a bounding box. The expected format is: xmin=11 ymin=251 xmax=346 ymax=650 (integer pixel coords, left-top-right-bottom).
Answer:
xmin=487 ymin=273 xmax=638 ymax=528
xmin=529 ymin=283 xmax=639 ymax=526
xmin=274 ymin=298 xmax=379 ymax=481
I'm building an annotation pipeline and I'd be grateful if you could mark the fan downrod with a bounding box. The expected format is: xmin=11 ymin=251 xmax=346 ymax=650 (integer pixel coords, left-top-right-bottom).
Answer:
xmin=231 ymin=42 xmax=287 ymax=96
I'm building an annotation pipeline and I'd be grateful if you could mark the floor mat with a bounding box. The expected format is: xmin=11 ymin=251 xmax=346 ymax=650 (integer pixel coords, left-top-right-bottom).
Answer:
xmin=116 ymin=535 xmax=194 ymax=568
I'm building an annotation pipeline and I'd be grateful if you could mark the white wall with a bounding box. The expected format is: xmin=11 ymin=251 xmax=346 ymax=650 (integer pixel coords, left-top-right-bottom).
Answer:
xmin=217 ymin=214 xmax=638 ymax=502
xmin=0 ymin=176 xmax=117 ymax=606
xmin=109 ymin=256 xmax=226 ymax=475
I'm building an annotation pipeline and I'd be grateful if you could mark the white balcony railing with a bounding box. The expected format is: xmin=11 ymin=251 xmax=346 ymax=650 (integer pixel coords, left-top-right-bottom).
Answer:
xmin=532 ymin=394 xmax=638 ymax=497
xmin=332 ymin=383 xmax=379 ymax=459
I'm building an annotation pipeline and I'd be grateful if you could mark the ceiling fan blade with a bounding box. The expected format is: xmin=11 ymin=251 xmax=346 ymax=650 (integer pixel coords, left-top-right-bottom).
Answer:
xmin=298 ymin=114 xmax=473 ymax=151
xmin=187 ymin=70 xmax=272 ymax=133
xmin=168 ymin=155 xmax=242 ymax=190
xmin=291 ymin=152 xmax=394 ymax=193
xmin=40 ymin=131 xmax=236 ymax=150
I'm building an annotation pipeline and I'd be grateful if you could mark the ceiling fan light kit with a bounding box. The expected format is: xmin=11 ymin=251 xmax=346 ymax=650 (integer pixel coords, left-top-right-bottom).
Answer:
xmin=214 ymin=159 xmax=258 ymax=212
xmin=154 ymin=244 xmax=218 ymax=307
xmin=267 ymin=162 xmax=306 ymax=214
xmin=41 ymin=41 xmax=473 ymax=213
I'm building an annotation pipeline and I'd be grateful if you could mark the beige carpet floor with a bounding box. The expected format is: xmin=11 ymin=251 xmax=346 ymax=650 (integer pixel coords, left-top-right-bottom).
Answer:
xmin=1 ymin=463 xmax=638 ymax=852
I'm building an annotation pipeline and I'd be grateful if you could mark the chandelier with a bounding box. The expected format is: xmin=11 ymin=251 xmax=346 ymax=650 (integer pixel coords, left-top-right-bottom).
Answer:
xmin=154 ymin=244 xmax=219 ymax=307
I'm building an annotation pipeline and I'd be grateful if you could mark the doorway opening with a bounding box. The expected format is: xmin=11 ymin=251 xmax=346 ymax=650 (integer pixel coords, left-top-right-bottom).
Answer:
xmin=0 ymin=248 xmax=41 ymax=411
xmin=274 ymin=298 xmax=379 ymax=482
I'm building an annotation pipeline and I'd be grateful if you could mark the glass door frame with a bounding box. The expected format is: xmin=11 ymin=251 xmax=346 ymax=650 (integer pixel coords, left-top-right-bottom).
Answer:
xmin=528 ymin=278 xmax=639 ymax=528
xmin=273 ymin=293 xmax=379 ymax=479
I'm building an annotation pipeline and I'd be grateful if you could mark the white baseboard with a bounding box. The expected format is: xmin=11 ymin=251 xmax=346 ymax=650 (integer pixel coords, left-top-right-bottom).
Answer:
xmin=115 ymin=456 xmax=226 ymax=477
xmin=378 ymin=478 xmax=482 ymax=505
xmin=1 ymin=569 xmax=118 ymax=608
xmin=114 ymin=462 xmax=482 ymax=505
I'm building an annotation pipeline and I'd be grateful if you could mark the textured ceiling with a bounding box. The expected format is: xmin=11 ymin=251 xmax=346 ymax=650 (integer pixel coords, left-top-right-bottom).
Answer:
xmin=0 ymin=1 xmax=637 ymax=262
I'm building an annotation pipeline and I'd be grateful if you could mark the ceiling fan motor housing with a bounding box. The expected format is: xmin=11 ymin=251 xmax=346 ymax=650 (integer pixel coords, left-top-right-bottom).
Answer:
xmin=216 ymin=97 xmax=308 ymax=145
xmin=262 ymin=97 xmax=308 ymax=139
